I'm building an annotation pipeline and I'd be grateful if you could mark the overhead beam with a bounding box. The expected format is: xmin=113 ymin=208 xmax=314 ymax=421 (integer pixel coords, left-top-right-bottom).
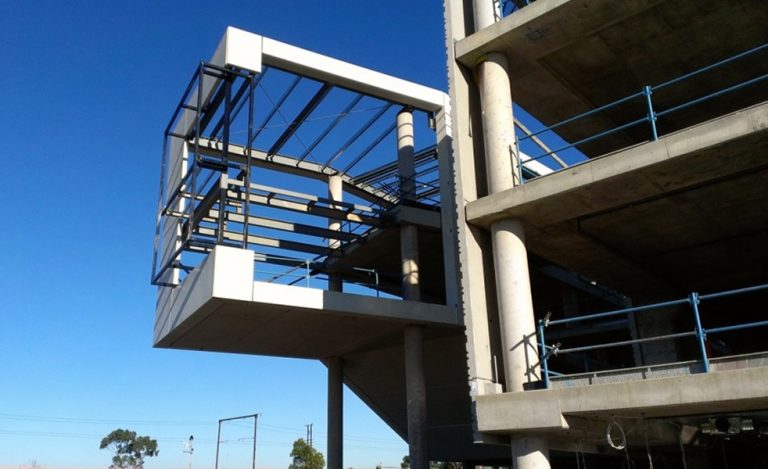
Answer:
xmin=259 ymin=34 xmax=444 ymax=112
xmin=196 ymin=226 xmax=331 ymax=256
xmin=268 ymin=83 xmax=334 ymax=156
xmin=193 ymin=137 xmax=398 ymax=205
xmin=206 ymin=210 xmax=360 ymax=242
xmin=227 ymin=190 xmax=382 ymax=226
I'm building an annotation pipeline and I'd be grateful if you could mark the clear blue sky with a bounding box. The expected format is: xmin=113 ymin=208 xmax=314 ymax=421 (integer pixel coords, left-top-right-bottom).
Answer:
xmin=0 ymin=1 xmax=447 ymax=468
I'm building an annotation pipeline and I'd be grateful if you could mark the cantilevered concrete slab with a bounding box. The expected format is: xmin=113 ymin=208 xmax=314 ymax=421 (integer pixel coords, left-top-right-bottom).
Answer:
xmin=155 ymin=246 xmax=460 ymax=358
xmin=466 ymin=101 xmax=768 ymax=299
xmin=154 ymin=246 xmax=512 ymax=463
xmin=455 ymin=0 xmax=768 ymax=157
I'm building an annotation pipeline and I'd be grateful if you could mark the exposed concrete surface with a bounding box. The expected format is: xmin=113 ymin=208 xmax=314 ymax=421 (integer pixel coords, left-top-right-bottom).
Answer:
xmin=455 ymin=0 xmax=768 ymax=157
xmin=466 ymin=102 xmax=768 ymax=299
xmin=327 ymin=357 xmax=343 ymax=469
xmin=331 ymin=225 xmax=446 ymax=303
xmin=475 ymin=367 xmax=768 ymax=433
xmin=154 ymin=246 xmax=459 ymax=358
xmin=466 ymin=102 xmax=768 ymax=227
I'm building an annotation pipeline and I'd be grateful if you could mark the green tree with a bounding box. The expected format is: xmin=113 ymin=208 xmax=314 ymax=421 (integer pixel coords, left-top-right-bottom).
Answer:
xmin=401 ymin=455 xmax=409 ymax=469
xmin=289 ymin=438 xmax=324 ymax=469
xmin=99 ymin=428 xmax=159 ymax=469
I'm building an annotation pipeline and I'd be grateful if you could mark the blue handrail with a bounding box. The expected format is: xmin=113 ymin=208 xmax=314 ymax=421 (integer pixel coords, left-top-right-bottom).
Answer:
xmin=517 ymin=41 xmax=768 ymax=180
xmin=537 ymin=282 xmax=768 ymax=388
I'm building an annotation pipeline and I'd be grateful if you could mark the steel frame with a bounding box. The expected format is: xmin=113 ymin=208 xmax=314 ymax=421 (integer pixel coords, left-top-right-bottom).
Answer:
xmin=152 ymin=29 xmax=450 ymax=291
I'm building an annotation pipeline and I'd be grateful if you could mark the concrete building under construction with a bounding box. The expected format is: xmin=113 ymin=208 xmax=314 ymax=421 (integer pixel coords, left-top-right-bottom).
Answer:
xmin=151 ymin=1 xmax=768 ymax=467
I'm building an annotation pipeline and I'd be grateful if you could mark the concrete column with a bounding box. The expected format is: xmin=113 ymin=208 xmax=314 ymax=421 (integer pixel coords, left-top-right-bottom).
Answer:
xmin=511 ymin=437 xmax=550 ymax=469
xmin=328 ymin=175 xmax=343 ymax=291
xmin=491 ymin=219 xmax=539 ymax=390
xmin=397 ymin=110 xmax=416 ymax=202
xmin=473 ymin=0 xmax=500 ymax=29
xmin=473 ymin=1 xmax=549 ymax=465
xmin=404 ymin=325 xmax=428 ymax=469
xmin=327 ymin=357 xmax=343 ymax=469
xmin=401 ymin=225 xmax=421 ymax=301
xmin=398 ymin=108 xmax=420 ymax=301
xmin=398 ymin=108 xmax=428 ymax=469
xmin=477 ymin=52 xmax=519 ymax=190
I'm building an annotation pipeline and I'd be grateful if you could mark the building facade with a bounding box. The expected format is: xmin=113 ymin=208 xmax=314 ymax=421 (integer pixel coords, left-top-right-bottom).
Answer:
xmin=152 ymin=1 xmax=768 ymax=467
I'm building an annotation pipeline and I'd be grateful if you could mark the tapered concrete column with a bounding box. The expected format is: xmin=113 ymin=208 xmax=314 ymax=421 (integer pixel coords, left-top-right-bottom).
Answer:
xmin=398 ymin=108 xmax=428 ymax=469
xmin=328 ymin=175 xmax=343 ymax=291
xmin=404 ymin=325 xmax=428 ymax=469
xmin=327 ymin=357 xmax=343 ymax=469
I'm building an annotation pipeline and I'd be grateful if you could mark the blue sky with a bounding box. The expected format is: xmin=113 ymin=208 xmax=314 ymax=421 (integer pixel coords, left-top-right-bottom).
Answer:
xmin=0 ymin=1 xmax=447 ymax=468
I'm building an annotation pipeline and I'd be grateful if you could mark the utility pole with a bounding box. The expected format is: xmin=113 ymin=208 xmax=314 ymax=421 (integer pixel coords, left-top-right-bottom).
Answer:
xmin=305 ymin=423 xmax=313 ymax=448
xmin=214 ymin=413 xmax=259 ymax=469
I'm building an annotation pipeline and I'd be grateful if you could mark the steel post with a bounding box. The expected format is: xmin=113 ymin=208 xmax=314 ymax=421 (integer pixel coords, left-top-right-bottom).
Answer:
xmin=537 ymin=320 xmax=550 ymax=389
xmin=644 ymin=85 xmax=658 ymax=141
xmin=689 ymin=292 xmax=710 ymax=372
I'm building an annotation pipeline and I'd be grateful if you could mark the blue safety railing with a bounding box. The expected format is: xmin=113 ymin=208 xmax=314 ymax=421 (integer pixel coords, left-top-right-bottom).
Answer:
xmin=516 ymin=41 xmax=768 ymax=181
xmin=501 ymin=0 xmax=533 ymax=17
xmin=536 ymin=283 xmax=768 ymax=388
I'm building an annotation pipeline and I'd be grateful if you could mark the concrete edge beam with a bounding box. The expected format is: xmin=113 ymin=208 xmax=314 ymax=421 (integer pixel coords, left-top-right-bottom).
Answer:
xmin=475 ymin=366 xmax=768 ymax=433
xmin=454 ymin=0 xmax=662 ymax=67
xmin=154 ymin=246 xmax=460 ymax=349
xmin=465 ymin=101 xmax=768 ymax=228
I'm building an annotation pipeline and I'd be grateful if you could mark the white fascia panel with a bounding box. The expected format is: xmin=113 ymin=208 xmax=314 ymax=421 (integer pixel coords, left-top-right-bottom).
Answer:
xmin=211 ymin=245 xmax=255 ymax=302
xmin=220 ymin=27 xmax=262 ymax=73
xmin=261 ymin=37 xmax=444 ymax=112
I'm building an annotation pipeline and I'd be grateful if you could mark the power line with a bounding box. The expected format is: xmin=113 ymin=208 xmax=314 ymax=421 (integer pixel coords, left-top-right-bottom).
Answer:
xmin=0 ymin=412 xmax=212 ymax=426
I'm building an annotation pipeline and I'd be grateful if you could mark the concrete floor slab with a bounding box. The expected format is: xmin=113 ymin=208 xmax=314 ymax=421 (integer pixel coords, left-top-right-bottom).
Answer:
xmin=476 ymin=366 xmax=768 ymax=434
xmin=455 ymin=0 xmax=768 ymax=157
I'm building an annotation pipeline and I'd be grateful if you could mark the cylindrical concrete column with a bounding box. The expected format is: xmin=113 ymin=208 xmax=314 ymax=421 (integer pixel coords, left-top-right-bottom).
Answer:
xmin=328 ymin=175 xmax=343 ymax=291
xmin=327 ymin=357 xmax=343 ymax=469
xmin=398 ymin=108 xmax=428 ymax=469
xmin=491 ymin=218 xmax=539 ymax=390
xmin=398 ymin=108 xmax=420 ymax=301
xmin=476 ymin=52 xmax=519 ymax=190
xmin=473 ymin=0 xmax=500 ymax=30
xmin=472 ymin=7 xmax=550 ymax=464
xmin=511 ymin=437 xmax=550 ymax=468
xmin=400 ymin=225 xmax=421 ymax=301
xmin=397 ymin=110 xmax=416 ymax=202
xmin=404 ymin=325 xmax=428 ymax=469
xmin=491 ymin=219 xmax=550 ymax=469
